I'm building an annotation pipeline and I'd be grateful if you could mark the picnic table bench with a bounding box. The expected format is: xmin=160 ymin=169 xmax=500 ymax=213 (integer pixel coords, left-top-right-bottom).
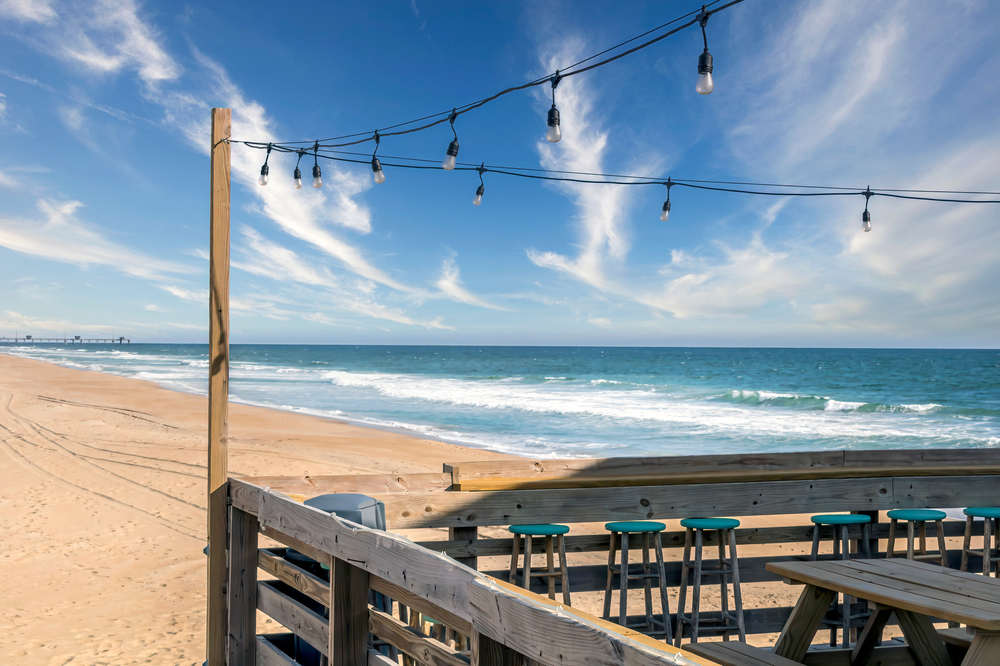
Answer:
xmin=767 ymin=558 xmax=1000 ymax=665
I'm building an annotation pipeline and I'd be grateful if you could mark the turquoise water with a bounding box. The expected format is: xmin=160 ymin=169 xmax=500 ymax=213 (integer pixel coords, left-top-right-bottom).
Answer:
xmin=5 ymin=344 xmax=998 ymax=457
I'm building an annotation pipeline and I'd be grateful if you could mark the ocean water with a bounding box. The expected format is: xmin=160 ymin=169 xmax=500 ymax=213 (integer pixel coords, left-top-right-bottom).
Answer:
xmin=4 ymin=344 xmax=998 ymax=458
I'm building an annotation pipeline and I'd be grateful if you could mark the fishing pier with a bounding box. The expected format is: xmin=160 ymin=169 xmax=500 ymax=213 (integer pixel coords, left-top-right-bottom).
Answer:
xmin=0 ymin=336 xmax=130 ymax=344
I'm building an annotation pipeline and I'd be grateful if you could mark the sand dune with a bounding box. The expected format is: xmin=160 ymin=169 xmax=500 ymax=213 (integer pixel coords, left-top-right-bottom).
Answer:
xmin=0 ymin=354 xmax=510 ymax=665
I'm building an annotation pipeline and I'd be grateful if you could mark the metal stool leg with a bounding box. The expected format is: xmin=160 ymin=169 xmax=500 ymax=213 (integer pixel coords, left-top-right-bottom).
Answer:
xmin=675 ymin=528 xmax=692 ymax=647
xmin=619 ymin=532 xmax=630 ymax=627
xmin=654 ymin=531 xmax=671 ymax=642
xmin=557 ymin=534 xmax=571 ymax=606
xmin=717 ymin=529 xmax=731 ymax=641
xmin=603 ymin=531 xmax=616 ymax=619
xmin=691 ymin=528 xmax=703 ymax=644
xmin=729 ymin=528 xmax=746 ymax=642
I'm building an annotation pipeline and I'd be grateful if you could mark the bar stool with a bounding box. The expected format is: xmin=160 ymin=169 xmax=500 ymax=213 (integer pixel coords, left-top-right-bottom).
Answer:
xmin=961 ymin=507 xmax=1000 ymax=577
xmin=887 ymin=509 xmax=949 ymax=566
xmin=675 ymin=518 xmax=745 ymax=646
xmin=602 ymin=521 xmax=671 ymax=640
xmin=508 ymin=524 xmax=571 ymax=605
xmin=810 ymin=514 xmax=873 ymax=648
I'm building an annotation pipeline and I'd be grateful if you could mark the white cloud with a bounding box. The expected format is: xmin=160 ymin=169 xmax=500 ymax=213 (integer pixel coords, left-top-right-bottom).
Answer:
xmin=588 ymin=316 xmax=611 ymax=326
xmin=0 ymin=0 xmax=56 ymax=23
xmin=0 ymin=199 xmax=195 ymax=280
xmin=434 ymin=255 xmax=506 ymax=310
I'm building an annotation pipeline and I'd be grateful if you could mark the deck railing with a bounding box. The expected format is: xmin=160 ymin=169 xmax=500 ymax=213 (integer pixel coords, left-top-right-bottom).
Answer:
xmin=223 ymin=449 xmax=1000 ymax=664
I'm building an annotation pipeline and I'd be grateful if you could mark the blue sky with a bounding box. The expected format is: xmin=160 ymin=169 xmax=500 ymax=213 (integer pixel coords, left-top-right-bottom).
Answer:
xmin=1 ymin=0 xmax=998 ymax=347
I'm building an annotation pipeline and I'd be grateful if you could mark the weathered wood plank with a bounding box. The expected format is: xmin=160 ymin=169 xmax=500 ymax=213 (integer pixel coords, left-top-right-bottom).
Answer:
xmin=467 ymin=577 xmax=716 ymax=666
xmin=369 ymin=606 xmax=470 ymax=666
xmin=471 ymin=631 xmax=522 ymax=666
xmin=258 ymin=548 xmax=330 ymax=608
xmin=964 ymin=632 xmax=1000 ymax=666
xmin=844 ymin=449 xmax=1000 ymax=467
xmin=232 ymin=479 xmax=478 ymax=626
xmin=686 ymin=641 xmax=802 ymax=665
xmin=228 ymin=507 xmax=258 ymax=666
xmin=331 ymin=558 xmax=370 ymax=666
xmin=450 ymin=525 xmax=479 ymax=570
xmin=207 ymin=106 xmax=232 ymax=666
xmin=259 ymin=529 xmax=332 ymax=569
xmin=256 ymin=635 xmax=299 ymax=666
xmin=257 ymin=581 xmax=329 ymax=657
xmin=772 ymin=585 xmax=838 ymax=663
xmin=382 ymin=478 xmax=893 ymax=529
xmin=238 ymin=472 xmax=453 ymax=497
xmin=892 ymin=476 xmax=1000 ymax=510
xmin=894 ymin=610 xmax=951 ymax=666
xmin=369 ymin=575 xmax=473 ymax=635
xmin=799 ymin=644 xmax=916 ymax=665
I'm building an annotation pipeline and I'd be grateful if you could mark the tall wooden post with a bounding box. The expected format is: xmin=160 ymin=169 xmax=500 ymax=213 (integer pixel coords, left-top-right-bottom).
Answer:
xmin=207 ymin=107 xmax=232 ymax=666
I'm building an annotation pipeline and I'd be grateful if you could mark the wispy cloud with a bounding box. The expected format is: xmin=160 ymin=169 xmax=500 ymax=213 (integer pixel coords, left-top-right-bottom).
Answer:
xmin=0 ymin=0 xmax=57 ymax=24
xmin=0 ymin=198 xmax=195 ymax=280
xmin=434 ymin=255 xmax=507 ymax=310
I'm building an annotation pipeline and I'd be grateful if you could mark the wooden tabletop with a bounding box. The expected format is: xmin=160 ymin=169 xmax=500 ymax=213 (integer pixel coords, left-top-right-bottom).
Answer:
xmin=766 ymin=558 xmax=1000 ymax=631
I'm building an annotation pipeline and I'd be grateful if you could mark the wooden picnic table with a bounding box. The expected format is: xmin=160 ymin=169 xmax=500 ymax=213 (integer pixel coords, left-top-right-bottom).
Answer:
xmin=766 ymin=558 xmax=1000 ymax=666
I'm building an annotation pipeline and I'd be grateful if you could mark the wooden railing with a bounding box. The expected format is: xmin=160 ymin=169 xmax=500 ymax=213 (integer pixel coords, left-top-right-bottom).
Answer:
xmin=227 ymin=477 xmax=714 ymax=666
xmin=232 ymin=448 xmax=1000 ymax=646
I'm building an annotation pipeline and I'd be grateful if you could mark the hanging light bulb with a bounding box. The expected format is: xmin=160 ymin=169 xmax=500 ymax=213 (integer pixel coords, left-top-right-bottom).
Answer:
xmin=696 ymin=10 xmax=715 ymax=95
xmin=258 ymin=144 xmax=272 ymax=186
xmin=311 ymin=142 xmax=322 ymax=188
xmin=293 ymin=167 xmax=303 ymax=189
xmin=443 ymin=110 xmax=459 ymax=170
xmin=473 ymin=165 xmax=486 ymax=205
xmin=547 ymin=72 xmax=562 ymax=143
xmin=371 ymin=132 xmax=385 ymax=183
xmin=862 ymin=186 xmax=873 ymax=232
xmin=660 ymin=179 xmax=673 ymax=221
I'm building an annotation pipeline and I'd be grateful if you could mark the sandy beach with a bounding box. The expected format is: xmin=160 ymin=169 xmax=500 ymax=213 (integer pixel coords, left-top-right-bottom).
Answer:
xmin=0 ymin=354 xmax=514 ymax=665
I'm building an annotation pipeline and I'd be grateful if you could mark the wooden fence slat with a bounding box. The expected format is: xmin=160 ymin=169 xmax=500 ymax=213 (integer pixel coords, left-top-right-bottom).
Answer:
xmin=369 ymin=606 xmax=470 ymax=666
xmin=256 ymin=635 xmax=300 ymax=666
xmin=258 ymin=548 xmax=330 ymax=608
xmin=370 ymin=575 xmax=474 ymax=635
xmin=228 ymin=507 xmax=258 ymax=666
xmin=331 ymin=559 xmax=370 ymax=666
xmin=471 ymin=631 xmax=522 ymax=666
xmin=238 ymin=472 xmax=453 ymax=497
xmin=893 ymin=476 xmax=1000 ymax=509
xmin=381 ymin=477 xmax=894 ymax=529
xmin=257 ymin=581 xmax=329 ymax=657
xmin=800 ymin=644 xmax=916 ymax=665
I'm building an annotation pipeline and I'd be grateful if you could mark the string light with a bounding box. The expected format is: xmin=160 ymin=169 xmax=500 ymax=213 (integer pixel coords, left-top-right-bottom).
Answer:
xmin=371 ymin=132 xmax=386 ymax=184
xmin=443 ymin=110 xmax=460 ymax=170
xmin=696 ymin=7 xmax=714 ymax=95
xmin=293 ymin=150 xmax=305 ymax=189
xmin=311 ymin=142 xmax=322 ymax=188
xmin=547 ymin=72 xmax=563 ymax=143
xmin=862 ymin=187 xmax=873 ymax=232
xmin=258 ymin=143 xmax=271 ymax=186
xmin=661 ymin=178 xmax=673 ymax=221
xmin=474 ymin=165 xmax=486 ymax=206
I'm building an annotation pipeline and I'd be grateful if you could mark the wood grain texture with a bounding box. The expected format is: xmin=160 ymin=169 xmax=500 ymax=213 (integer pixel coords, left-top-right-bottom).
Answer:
xmin=686 ymin=641 xmax=802 ymax=665
xmin=369 ymin=607 xmax=470 ymax=666
xmin=799 ymin=644 xmax=916 ymax=665
xmin=258 ymin=548 xmax=330 ymax=608
xmin=892 ymin=476 xmax=1000 ymax=510
xmin=207 ymin=106 xmax=231 ymax=666
xmin=332 ymin=559 xmax=370 ymax=666
xmin=228 ymin=507 xmax=258 ymax=666
xmin=238 ymin=472 xmax=453 ymax=497
xmin=894 ymin=610 xmax=951 ymax=666
xmin=256 ymin=635 xmax=299 ymax=666
xmin=964 ymin=632 xmax=1000 ymax=666
xmin=772 ymin=585 xmax=838 ymax=662
xmin=382 ymin=477 xmax=893 ymax=528
xmin=257 ymin=580 xmax=329 ymax=657
xmin=369 ymin=575 xmax=473 ymax=635
xmin=472 ymin=631 xmax=522 ymax=666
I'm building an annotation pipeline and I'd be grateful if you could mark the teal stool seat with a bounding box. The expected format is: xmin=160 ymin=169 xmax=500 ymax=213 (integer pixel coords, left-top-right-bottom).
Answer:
xmin=508 ymin=524 xmax=569 ymax=536
xmin=811 ymin=514 xmax=871 ymax=526
xmin=964 ymin=507 xmax=1000 ymax=519
xmin=508 ymin=524 xmax=571 ymax=605
xmin=962 ymin=508 xmax=1000 ymax=577
xmin=680 ymin=518 xmax=740 ymax=531
xmin=675 ymin=517 xmax=745 ymax=646
xmin=605 ymin=521 xmax=666 ymax=533
xmin=887 ymin=509 xmax=947 ymax=522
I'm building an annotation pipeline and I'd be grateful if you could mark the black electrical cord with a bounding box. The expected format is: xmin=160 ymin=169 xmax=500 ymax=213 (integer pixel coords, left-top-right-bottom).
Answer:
xmin=230 ymin=0 xmax=745 ymax=149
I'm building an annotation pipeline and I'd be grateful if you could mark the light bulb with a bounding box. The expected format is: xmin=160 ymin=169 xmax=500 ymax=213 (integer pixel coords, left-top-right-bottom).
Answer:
xmin=312 ymin=164 xmax=322 ymax=188
xmin=443 ymin=139 xmax=459 ymax=170
xmin=546 ymin=105 xmax=561 ymax=143
xmin=660 ymin=200 xmax=671 ymax=222
xmin=371 ymin=157 xmax=385 ymax=184
xmin=258 ymin=164 xmax=269 ymax=186
xmin=293 ymin=167 xmax=302 ymax=189
xmin=697 ymin=50 xmax=714 ymax=95
xmin=473 ymin=184 xmax=484 ymax=206
xmin=862 ymin=210 xmax=871 ymax=232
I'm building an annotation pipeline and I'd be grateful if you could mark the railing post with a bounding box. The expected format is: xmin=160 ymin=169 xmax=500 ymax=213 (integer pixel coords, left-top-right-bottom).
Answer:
xmin=331 ymin=558 xmax=370 ymax=666
xmin=472 ymin=631 xmax=522 ymax=666
xmin=228 ymin=506 xmax=258 ymax=665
